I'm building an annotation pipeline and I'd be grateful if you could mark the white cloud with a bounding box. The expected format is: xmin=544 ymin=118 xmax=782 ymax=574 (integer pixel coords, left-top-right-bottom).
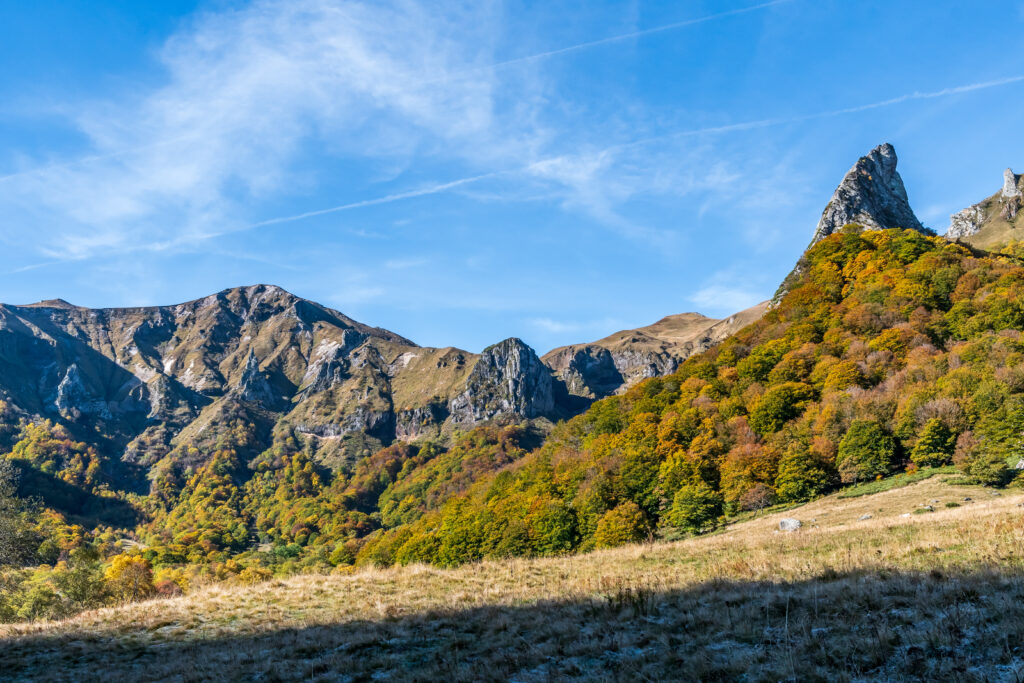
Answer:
xmin=689 ymin=266 xmax=771 ymax=315
xmin=528 ymin=317 xmax=582 ymax=334
xmin=0 ymin=0 xmax=812 ymax=261
xmin=0 ymin=0 xmax=528 ymax=259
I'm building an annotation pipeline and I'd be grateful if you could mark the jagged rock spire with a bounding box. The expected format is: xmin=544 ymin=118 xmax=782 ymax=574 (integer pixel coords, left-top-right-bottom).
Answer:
xmin=772 ymin=143 xmax=926 ymax=306
xmin=946 ymin=167 xmax=1023 ymax=241
xmin=1002 ymin=168 xmax=1021 ymax=198
xmin=809 ymin=143 xmax=926 ymax=246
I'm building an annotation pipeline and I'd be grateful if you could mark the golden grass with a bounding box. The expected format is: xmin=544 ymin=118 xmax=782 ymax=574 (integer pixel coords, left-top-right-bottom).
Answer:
xmin=5 ymin=477 xmax=1024 ymax=681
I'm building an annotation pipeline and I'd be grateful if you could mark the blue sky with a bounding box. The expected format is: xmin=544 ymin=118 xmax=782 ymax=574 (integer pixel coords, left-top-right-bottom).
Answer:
xmin=2 ymin=1 xmax=1024 ymax=353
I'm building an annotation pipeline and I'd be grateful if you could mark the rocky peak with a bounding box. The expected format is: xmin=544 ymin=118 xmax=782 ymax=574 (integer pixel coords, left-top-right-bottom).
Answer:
xmin=810 ymin=143 xmax=926 ymax=246
xmin=1003 ymin=168 xmax=1021 ymax=198
xmin=448 ymin=338 xmax=554 ymax=425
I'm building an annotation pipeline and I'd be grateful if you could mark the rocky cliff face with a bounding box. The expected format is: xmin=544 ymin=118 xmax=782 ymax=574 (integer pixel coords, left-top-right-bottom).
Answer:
xmin=947 ymin=204 xmax=987 ymax=240
xmin=809 ymin=143 xmax=927 ymax=246
xmin=449 ymin=338 xmax=554 ymax=425
xmin=945 ymin=168 xmax=1023 ymax=248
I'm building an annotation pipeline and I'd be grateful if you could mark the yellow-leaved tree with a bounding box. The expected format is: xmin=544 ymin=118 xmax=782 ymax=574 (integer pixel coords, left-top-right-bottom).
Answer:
xmin=104 ymin=554 xmax=154 ymax=603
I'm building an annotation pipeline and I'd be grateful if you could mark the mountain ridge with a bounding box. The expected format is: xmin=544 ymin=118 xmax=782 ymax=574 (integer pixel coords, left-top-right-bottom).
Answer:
xmin=0 ymin=283 xmax=755 ymax=486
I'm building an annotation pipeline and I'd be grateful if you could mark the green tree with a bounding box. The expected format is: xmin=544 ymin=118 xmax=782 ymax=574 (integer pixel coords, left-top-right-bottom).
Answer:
xmin=836 ymin=420 xmax=896 ymax=483
xmin=526 ymin=499 xmax=577 ymax=556
xmin=963 ymin=448 xmax=1012 ymax=486
xmin=774 ymin=448 xmax=834 ymax=502
xmin=0 ymin=460 xmax=41 ymax=567
xmin=909 ymin=418 xmax=955 ymax=467
xmin=748 ymin=383 xmax=815 ymax=436
xmin=593 ymin=502 xmax=648 ymax=548
xmin=666 ymin=481 xmax=723 ymax=534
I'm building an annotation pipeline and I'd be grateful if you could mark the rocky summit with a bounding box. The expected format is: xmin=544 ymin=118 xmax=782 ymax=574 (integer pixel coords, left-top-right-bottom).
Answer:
xmin=809 ymin=142 xmax=927 ymax=246
xmin=774 ymin=142 xmax=928 ymax=304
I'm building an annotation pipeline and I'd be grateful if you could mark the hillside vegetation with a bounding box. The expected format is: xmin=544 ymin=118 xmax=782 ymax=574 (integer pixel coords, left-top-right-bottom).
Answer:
xmin=7 ymin=227 xmax=1024 ymax=625
xmin=3 ymin=476 xmax=1023 ymax=681
xmin=356 ymin=227 xmax=1024 ymax=565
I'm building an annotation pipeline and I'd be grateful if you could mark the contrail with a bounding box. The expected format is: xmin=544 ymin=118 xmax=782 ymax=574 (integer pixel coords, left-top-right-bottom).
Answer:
xmin=249 ymin=170 xmax=509 ymax=228
xmin=0 ymin=135 xmax=194 ymax=185
xmin=482 ymin=0 xmax=793 ymax=70
xmin=0 ymin=2 xmax=793 ymax=184
xmin=602 ymin=74 xmax=1024 ymax=153
xmin=250 ymin=73 xmax=1024 ymax=231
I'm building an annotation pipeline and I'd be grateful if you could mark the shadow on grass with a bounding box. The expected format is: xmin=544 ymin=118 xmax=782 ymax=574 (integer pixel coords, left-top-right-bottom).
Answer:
xmin=4 ymin=568 xmax=1024 ymax=681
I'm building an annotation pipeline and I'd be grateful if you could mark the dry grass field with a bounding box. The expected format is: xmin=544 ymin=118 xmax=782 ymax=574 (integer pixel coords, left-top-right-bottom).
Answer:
xmin=5 ymin=475 xmax=1024 ymax=681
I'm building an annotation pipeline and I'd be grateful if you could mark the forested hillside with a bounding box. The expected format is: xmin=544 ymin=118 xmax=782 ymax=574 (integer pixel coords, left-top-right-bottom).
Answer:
xmin=357 ymin=227 xmax=1024 ymax=564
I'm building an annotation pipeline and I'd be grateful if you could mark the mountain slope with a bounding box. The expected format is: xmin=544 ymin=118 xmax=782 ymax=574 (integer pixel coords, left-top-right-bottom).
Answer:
xmin=542 ymin=302 xmax=768 ymax=400
xmin=358 ymin=223 xmax=1024 ymax=566
xmin=0 ymin=285 xmax=560 ymax=479
xmin=946 ymin=167 xmax=1024 ymax=248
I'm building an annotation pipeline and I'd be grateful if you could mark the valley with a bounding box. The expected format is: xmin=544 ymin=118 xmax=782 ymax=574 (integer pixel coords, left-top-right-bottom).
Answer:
xmin=6 ymin=142 xmax=1024 ymax=680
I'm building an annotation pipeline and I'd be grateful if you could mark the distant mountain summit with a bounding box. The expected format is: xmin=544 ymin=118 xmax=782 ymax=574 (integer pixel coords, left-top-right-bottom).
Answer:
xmin=809 ymin=142 xmax=927 ymax=246
xmin=946 ymin=168 xmax=1023 ymax=248
xmin=0 ymin=285 xmax=555 ymax=473
xmin=542 ymin=304 xmax=767 ymax=401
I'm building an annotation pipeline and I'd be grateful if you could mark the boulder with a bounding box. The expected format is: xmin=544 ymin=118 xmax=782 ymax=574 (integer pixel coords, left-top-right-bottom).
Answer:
xmin=778 ymin=518 xmax=802 ymax=532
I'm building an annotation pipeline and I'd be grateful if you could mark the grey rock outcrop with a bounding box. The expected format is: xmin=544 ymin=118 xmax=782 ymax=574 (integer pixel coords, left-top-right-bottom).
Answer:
xmin=235 ymin=350 xmax=281 ymax=408
xmin=947 ymin=205 xmax=986 ymax=240
xmin=1003 ymin=168 xmax=1021 ymax=198
xmin=809 ymin=143 xmax=927 ymax=246
xmin=546 ymin=346 xmax=625 ymax=399
xmin=945 ymin=168 xmax=1024 ymax=245
xmin=449 ymin=338 xmax=554 ymax=426
xmin=779 ymin=518 xmax=802 ymax=532
xmin=52 ymin=363 xmax=110 ymax=419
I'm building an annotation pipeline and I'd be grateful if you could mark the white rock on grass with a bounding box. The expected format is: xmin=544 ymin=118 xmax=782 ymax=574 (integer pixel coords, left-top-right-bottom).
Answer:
xmin=778 ymin=518 xmax=802 ymax=532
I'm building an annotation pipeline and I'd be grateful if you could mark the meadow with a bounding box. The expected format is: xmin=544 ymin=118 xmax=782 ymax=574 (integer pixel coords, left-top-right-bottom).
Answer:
xmin=4 ymin=475 xmax=1024 ymax=681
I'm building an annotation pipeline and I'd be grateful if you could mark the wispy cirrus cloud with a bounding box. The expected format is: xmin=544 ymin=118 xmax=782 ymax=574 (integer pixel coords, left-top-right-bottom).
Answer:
xmin=0 ymin=0 xmax=522 ymax=259
xmin=0 ymin=0 xmax=799 ymax=261
xmin=7 ymin=0 xmax=1020 ymax=269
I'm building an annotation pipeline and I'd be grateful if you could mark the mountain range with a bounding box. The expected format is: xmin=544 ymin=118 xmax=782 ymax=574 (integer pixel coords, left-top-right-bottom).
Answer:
xmin=0 ymin=140 xmax=1017 ymax=495
xmin=0 ymin=283 xmax=760 ymax=481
